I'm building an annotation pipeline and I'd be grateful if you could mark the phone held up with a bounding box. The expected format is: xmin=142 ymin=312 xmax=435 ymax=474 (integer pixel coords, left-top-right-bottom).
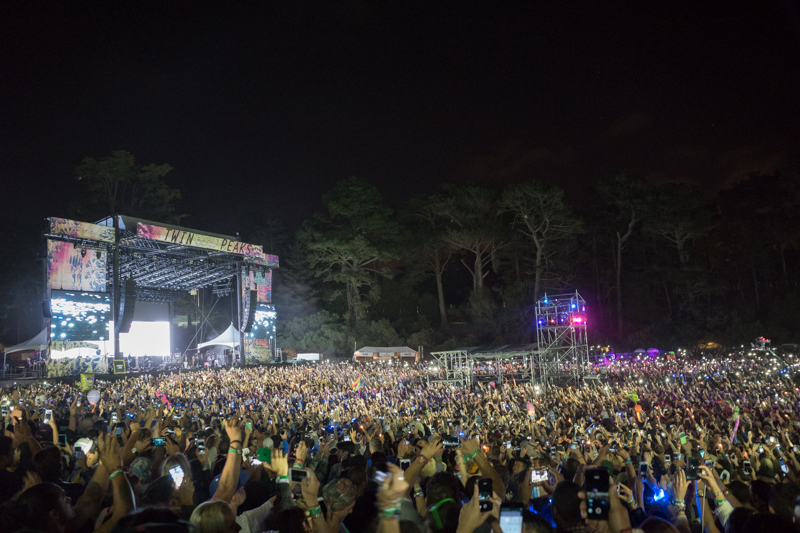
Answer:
xmin=584 ymin=468 xmax=610 ymax=520
xmin=478 ymin=478 xmax=493 ymax=512
xmin=499 ymin=502 xmax=523 ymax=533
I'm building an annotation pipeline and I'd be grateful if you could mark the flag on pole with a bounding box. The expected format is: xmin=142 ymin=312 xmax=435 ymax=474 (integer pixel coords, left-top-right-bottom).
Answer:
xmin=352 ymin=376 xmax=362 ymax=392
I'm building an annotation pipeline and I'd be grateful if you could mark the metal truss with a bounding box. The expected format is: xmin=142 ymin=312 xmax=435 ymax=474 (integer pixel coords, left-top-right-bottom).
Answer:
xmin=428 ymin=346 xmax=537 ymax=387
xmin=534 ymin=291 xmax=590 ymax=387
xmin=428 ymin=350 xmax=472 ymax=387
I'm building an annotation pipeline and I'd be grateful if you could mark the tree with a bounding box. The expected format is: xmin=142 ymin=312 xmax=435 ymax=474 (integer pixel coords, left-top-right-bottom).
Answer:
xmin=441 ymin=186 xmax=504 ymax=292
xmin=75 ymin=150 xmax=183 ymax=223
xmin=305 ymin=177 xmax=402 ymax=325
xmin=408 ymin=195 xmax=453 ymax=326
xmin=596 ymin=173 xmax=652 ymax=338
xmin=499 ymin=180 xmax=583 ymax=299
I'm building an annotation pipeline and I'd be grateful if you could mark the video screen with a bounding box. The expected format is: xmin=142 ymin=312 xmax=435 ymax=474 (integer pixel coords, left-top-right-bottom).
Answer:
xmin=50 ymin=291 xmax=111 ymax=341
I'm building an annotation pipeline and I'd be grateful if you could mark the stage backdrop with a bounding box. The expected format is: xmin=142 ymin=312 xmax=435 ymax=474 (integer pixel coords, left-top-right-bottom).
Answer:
xmin=47 ymin=240 xmax=107 ymax=292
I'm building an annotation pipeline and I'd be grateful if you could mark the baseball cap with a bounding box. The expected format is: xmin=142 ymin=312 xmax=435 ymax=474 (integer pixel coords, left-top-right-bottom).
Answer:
xmin=74 ymin=438 xmax=95 ymax=456
xmin=209 ymin=469 xmax=249 ymax=496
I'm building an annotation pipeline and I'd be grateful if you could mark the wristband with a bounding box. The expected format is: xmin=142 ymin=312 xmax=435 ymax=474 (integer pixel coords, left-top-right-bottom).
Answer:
xmin=230 ymin=440 xmax=242 ymax=447
xmin=413 ymin=488 xmax=424 ymax=497
xmin=109 ymin=469 xmax=124 ymax=481
xmin=294 ymin=462 xmax=304 ymax=468
xmin=279 ymin=475 xmax=289 ymax=483
xmin=308 ymin=506 xmax=322 ymax=517
xmin=435 ymin=457 xmax=442 ymax=462
xmin=228 ymin=448 xmax=241 ymax=454
xmin=382 ymin=505 xmax=400 ymax=519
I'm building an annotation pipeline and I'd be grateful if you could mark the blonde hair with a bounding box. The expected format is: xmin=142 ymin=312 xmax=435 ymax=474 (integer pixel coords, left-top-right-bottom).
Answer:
xmin=190 ymin=500 xmax=233 ymax=533
xmin=161 ymin=453 xmax=192 ymax=480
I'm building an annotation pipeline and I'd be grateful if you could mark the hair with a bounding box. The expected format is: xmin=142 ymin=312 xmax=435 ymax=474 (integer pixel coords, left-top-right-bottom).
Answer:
xmin=769 ymin=482 xmax=799 ymax=519
xmin=522 ymin=510 xmax=554 ymax=532
xmin=725 ymin=507 xmax=755 ymax=533
xmin=551 ymin=481 xmax=582 ymax=526
xmin=190 ymin=499 xmax=233 ymax=533
xmin=0 ymin=435 xmax=13 ymax=458
xmin=749 ymin=479 xmax=771 ymax=513
xmin=160 ymin=453 xmax=193 ymax=481
xmin=741 ymin=513 xmax=796 ymax=533
xmin=15 ymin=482 xmax=64 ymax=530
xmin=110 ymin=507 xmax=188 ymax=533
xmin=32 ymin=445 xmax=63 ymax=482
xmin=262 ymin=507 xmax=308 ymax=533
xmin=347 ymin=466 xmax=368 ymax=489
xmin=639 ymin=516 xmax=679 ymax=533
xmin=726 ymin=480 xmax=751 ymax=506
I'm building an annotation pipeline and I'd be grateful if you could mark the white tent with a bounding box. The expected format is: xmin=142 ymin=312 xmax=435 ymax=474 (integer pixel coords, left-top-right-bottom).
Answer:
xmin=5 ymin=328 xmax=49 ymax=353
xmin=198 ymin=324 xmax=240 ymax=349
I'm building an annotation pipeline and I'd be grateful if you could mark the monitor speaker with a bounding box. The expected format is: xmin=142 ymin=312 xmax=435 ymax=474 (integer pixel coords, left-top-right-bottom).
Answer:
xmin=242 ymin=290 xmax=257 ymax=332
xmin=116 ymin=279 xmax=137 ymax=334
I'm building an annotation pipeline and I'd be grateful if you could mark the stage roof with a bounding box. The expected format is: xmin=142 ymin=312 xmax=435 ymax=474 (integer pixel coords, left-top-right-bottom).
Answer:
xmin=44 ymin=216 xmax=278 ymax=298
xmin=432 ymin=344 xmax=539 ymax=355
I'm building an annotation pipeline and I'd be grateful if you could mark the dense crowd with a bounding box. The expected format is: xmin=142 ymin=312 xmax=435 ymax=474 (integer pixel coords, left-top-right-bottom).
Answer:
xmin=1 ymin=351 xmax=800 ymax=533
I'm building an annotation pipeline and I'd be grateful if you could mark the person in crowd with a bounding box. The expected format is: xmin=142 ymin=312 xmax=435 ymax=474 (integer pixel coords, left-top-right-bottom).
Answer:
xmin=0 ymin=351 xmax=799 ymax=533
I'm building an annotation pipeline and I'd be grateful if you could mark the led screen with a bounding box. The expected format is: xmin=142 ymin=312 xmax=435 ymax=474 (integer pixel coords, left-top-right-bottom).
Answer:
xmin=50 ymin=291 xmax=111 ymax=341
xmin=113 ymin=321 xmax=171 ymax=357
xmin=244 ymin=303 xmax=276 ymax=363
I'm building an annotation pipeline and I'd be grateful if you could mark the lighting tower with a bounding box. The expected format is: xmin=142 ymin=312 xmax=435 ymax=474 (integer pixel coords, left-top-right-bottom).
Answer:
xmin=534 ymin=291 xmax=590 ymax=386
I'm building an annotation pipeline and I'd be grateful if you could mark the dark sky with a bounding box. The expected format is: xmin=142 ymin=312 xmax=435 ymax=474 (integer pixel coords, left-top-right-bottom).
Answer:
xmin=2 ymin=1 xmax=799 ymax=239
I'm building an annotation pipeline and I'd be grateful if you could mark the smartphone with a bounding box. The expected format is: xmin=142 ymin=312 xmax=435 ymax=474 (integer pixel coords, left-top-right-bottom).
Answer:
xmin=530 ymin=469 xmax=549 ymax=484
xmin=112 ymin=412 xmax=118 ymax=423
xmin=246 ymin=422 xmax=253 ymax=431
xmin=665 ymin=453 xmax=672 ymax=464
xmin=75 ymin=449 xmax=83 ymax=459
xmin=679 ymin=432 xmax=686 ymax=444
xmin=781 ymin=459 xmax=789 ymax=474
xmin=442 ymin=436 xmax=460 ymax=449
xmin=686 ymin=458 xmax=699 ymax=480
xmin=169 ymin=465 xmax=185 ymax=487
xmin=400 ymin=459 xmax=411 ymax=471
xmin=115 ymin=427 xmax=123 ymax=436
xmin=344 ymin=435 xmax=350 ymax=442
xmin=152 ymin=438 xmax=166 ymax=446
xmin=478 ymin=478 xmax=493 ymax=512
xmin=197 ymin=439 xmax=206 ymax=453
xmin=290 ymin=468 xmax=308 ymax=482
xmin=675 ymin=453 xmax=682 ymax=461
xmin=743 ymin=460 xmax=751 ymax=475
xmin=251 ymin=458 xmax=262 ymax=466
xmin=257 ymin=447 xmax=271 ymax=463
xmin=374 ymin=470 xmax=389 ymax=484
xmin=585 ymin=468 xmax=610 ymax=520
xmin=58 ymin=434 xmax=68 ymax=446
xmin=640 ymin=462 xmax=648 ymax=476
xmin=499 ymin=502 xmax=523 ymax=533
xmin=720 ymin=470 xmax=730 ymax=483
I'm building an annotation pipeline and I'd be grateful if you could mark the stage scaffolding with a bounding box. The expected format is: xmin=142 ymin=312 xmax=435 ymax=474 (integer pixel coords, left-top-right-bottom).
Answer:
xmin=429 ymin=291 xmax=591 ymax=388
xmin=534 ymin=291 xmax=590 ymax=386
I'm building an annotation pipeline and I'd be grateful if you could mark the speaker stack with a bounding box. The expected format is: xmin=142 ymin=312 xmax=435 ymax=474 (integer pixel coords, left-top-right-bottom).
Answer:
xmin=242 ymin=290 xmax=257 ymax=332
xmin=115 ymin=279 xmax=137 ymax=334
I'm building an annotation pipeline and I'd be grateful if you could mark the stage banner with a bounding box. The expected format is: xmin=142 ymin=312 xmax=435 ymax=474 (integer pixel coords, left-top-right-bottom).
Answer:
xmin=47 ymin=239 xmax=107 ymax=292
xmin=48 ymin=217 xmax=115 ymax=243
xmin=249 ymin=270 xmax=272 ymax=303
xmin=112 ymin=360 xmax=126 ymax=374
xmin=80 ymin=373 xmax=95 ymax=390
xmin=136 ymin=222 xmax=279 ymax=266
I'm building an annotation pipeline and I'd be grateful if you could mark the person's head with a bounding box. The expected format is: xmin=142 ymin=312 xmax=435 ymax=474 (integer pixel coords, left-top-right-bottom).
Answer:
xmin=369 ymin=437 xmax=382 ymax=453
xmin=522 ymin=509 xmax=554 ymax=533
xmin=262 ymin=507 xmax=311 ymax=533
xmin=0 ymin=435 xmax=14 ymax=469
xmin=32 ymin=445 xmax=63 ymax=482
xmin=425 ymin=472 xmax=462 ymax=532
xmin=741 ymin=512 xmax=796 ymax=533
xmin=725 ymin=507 xmax=755 ymax=533
xmin=74 ymin=437 xmax=100 ymax=467
xmin=322 ymin=478 xmax=357 ymax=515
xmin=551 ymin=481 xmax=582 ymax=527
xmin=190 ymin=499 xmax=241 ymax=533
xmin=750 ymin=479 xmax=771 ymax=513
xmin=639 ymin=516 xmax=679 ymax=533
xmin=161 ymin=453 xmax=193 ymax=482
xmin=347 ymin=466 xmax=368 ymax=495
xmin=16 ymin=482 xmax=75 ymax=533
xmin=769 ymin=482 xmax=798 ymax=519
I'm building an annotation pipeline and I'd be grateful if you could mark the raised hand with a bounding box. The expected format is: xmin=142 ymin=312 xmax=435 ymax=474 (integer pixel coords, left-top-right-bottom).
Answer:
xmin=300 ymin=467 xmax=321 ymax=506
xmin=225 ymin=417 xmax=244 ymax=445
xmin=268 ymin=448 xmax=289 ymax=476
xmin=98 ymin=432 xmax=123 ymax=471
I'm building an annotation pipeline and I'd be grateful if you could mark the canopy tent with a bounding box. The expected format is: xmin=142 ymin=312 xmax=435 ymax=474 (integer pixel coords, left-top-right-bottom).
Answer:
xmin=198 ymin=324 xmax=240 ymax=349
xmin=5 ymin=328 xmax=49 ymax=353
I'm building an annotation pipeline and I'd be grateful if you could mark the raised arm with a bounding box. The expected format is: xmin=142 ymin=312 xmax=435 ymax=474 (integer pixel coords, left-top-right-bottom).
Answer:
xmin=212 ymin=417 xmax=244 ymax=502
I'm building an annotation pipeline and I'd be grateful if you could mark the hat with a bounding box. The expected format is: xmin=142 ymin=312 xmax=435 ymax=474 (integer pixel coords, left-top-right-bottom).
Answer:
xmin=599 ymin=461 xmax=615 ymax=474
xmin=209 ymin=469 xmax=249 ymax=496
xmin=74 ymin=438 xmax=96 ymax=456
xmin=322 ymin=478 xmax=357 ymax=512
xmin=263 ymin=437 xmax=274 ymax=449
xmin=130 ymin=457 xmax=155 ymax=489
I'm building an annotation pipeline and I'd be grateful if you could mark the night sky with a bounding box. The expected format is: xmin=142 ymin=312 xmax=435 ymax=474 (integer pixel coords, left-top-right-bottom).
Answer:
xmin=2 ymin=1 xmax=799 ymax=239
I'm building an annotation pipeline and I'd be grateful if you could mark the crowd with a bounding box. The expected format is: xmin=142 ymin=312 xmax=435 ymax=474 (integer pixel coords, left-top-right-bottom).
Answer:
xmin=1 ymin=351 xmax=799 ymax=533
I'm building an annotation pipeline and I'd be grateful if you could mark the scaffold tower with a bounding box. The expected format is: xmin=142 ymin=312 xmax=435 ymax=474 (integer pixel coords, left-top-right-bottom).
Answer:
xmin=533 ymin=291 xmax=590 ymax=386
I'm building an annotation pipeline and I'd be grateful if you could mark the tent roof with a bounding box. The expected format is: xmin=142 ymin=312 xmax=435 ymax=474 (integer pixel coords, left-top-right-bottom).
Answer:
xmin=356 ymin=346 xmax=417 ymax=353
xmin=198 ymin=324 xmax=240 ymax=348
xmin=5 ymin=328 xmax=49 ymax=353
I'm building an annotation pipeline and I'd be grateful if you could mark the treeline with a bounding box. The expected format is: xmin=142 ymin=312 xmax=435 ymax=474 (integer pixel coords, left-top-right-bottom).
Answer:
xmin=270 ymin=170 xmax=800 ymax=356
